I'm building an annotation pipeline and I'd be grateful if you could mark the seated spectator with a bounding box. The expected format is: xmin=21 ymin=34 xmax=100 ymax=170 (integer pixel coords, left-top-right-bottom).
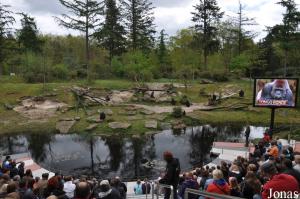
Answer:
xmin=23 ymin=178 xmax=38 ymax=199
xmin=0 ymin=174 xmax=10 ymax=194
xmin=5 ymin=182 xmax=19 ymax=199
xmin=133 ymin=180 xmax=143 ymax=195
xmin=74 ymin=181 xmax=92 ymax=199
xmin=63 ymin=176 xmax=76 ymax=198
xmin=240 ymin=171 xmax=261 ymax=199
xmin=266 ymin=141 xmax=279 ymax=159
xmin=97 ymin=180 xmax=121 ymax=199
xmin=206 ymin=170 xmax=230 ymax=198
xmin=260 ymin=162 xmax=299 ymax=199
xmin=229 ymin=164 xmax=243 ymax=183
xmin=294 ymin=155 xmax=300 ymax=173
xmin=34 ymin=173 xmax=49 ymax=198
xmin=282 ymin=159 xmax=300 ymax=186
xmin=229 ymin=177 xmax=241 ymax=197
xmin=220 ymin=161 xmax=229 ymax=182
xmin=9 ymin=162 xmax=18 ymax=179
xmin=17 ymin=162 xmax=25 ymax=178
xmin=111 ymin=177 xmax=126 ymax=199
xmin=178 ymin=172 xmax=198 ymax=199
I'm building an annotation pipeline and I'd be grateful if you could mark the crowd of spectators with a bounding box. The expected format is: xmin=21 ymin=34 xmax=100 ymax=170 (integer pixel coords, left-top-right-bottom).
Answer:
xmin=176 ymin=134 xmax=300 ymax=199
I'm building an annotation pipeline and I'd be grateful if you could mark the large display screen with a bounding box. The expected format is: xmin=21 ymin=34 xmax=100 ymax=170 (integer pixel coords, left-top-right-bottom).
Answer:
xmin=254 ymin=78 xmax=299 ymax=108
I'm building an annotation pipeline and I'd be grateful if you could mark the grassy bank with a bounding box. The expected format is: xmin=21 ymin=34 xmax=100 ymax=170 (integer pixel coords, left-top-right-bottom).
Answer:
xmin=0 ymin=77 xmax=299 ymax=137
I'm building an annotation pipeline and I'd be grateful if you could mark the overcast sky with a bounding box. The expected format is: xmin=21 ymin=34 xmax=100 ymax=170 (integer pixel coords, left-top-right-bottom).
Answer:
xmin=4 ymin=0 xmax=300 ymax=41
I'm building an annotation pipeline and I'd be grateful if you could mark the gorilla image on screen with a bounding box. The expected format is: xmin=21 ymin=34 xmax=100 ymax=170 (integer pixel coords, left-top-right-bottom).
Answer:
xmin=256 ymin=79 xmax=294 ymax=107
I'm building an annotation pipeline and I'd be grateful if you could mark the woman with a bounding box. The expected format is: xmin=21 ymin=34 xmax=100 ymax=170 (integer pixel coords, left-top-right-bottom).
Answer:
xmin=240 ymin=171 xmax=262 ymax=199
xmin=229 ymin=177 xmax=241 ymax=197
xmin=206 ymin=170 xmax=230 ymax=199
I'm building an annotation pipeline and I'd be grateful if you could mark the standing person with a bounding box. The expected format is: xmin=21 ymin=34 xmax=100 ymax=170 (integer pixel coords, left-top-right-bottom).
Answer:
xmin=245 ymin=126 xmax=250 ymax=147
xmin=141 ymin=179 xmax=151 ymax=195
xmin=133 ymin=180 xmax=143 ymax=195
xmin=159 ymin=151 xmax=181 ymax=199
xmin=111 ymin=177 xmax=126 ymax=199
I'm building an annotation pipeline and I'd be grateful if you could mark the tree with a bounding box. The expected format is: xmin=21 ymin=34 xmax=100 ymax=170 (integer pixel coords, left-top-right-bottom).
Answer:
xmin=120 ymin=0 xmax=156 ymax=52
xmin=156 ymin=29 xmax=170 ymax=77
xmin=236 ymin=0 xmax=257 ymax=55
xmin=17 ymin=13 xmax=42 ymax=52
xmin=96 ymin=0 xmax=126 ymax=63
xmin=191 ymin=0 xmax=224 ymax=69
xmin=0 ymin=3 xmax=15 ymax=76
xmin=56 ymin=0 xmax=104 ymax=80
xmin=275 ymin=0 xmax=300 ymax=77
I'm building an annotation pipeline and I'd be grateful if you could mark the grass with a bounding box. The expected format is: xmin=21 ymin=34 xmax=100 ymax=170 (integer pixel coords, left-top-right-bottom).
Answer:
xmin=0 ymin=76 xmax=300 ymax=139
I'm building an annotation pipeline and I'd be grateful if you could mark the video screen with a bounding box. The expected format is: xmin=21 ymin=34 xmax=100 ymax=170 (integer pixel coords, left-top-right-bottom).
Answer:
xmin=254 ymin=78 xmax=299 ymax=108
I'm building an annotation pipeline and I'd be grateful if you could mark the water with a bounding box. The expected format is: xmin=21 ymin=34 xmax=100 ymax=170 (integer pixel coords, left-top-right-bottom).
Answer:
xmin=0 ymin=125 xmax=266 ymax=180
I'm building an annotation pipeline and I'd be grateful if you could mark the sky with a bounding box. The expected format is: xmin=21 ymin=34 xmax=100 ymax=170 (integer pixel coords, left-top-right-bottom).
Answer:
xmin=4 ymin=0 xmax=300 ymax=41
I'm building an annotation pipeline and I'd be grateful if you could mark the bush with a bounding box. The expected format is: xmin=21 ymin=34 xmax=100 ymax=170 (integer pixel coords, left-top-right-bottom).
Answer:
xmin=172 ymin=106 xmax=184 ymax=118
xmin=50 ymin=63 xmax=68 ymax=80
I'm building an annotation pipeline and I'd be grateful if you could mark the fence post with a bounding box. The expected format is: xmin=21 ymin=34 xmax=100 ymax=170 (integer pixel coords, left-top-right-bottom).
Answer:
xmin=151 ymin=182 xmax=154 ymax=199
xmin=170 ymin=185 xmax=173 ymax=199
xmin=156 ymin=184 xmax=159 ymax=199
xmin=184 ymin=189 xmax=188 ymax=199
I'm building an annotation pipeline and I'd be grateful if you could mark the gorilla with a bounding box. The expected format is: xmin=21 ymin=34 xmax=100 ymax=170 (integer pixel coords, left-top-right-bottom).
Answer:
xmin=258 ymin=79 xmax=294 ymax=106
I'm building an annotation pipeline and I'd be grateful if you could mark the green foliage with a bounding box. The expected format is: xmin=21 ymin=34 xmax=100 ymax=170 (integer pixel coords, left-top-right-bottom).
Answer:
xmin=172 ymin=106 xmax=183 ymax=118
xmin=122 ymin=50 xmax=153 ymax=82
xmin=49 ymin=63 xmax=68 ymax=80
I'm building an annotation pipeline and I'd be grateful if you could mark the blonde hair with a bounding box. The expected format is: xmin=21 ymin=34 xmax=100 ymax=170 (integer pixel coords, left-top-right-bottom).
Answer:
xmin=212 ymin=169 xmax=223 ymax=180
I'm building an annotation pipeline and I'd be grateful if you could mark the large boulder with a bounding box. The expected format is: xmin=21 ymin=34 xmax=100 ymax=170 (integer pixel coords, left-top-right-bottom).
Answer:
xmin=86 ymin=124 xmax=98 ymax=131
xmin=56 ymin=120 xmax=76 ymax=134
xmin=108 ymin=122 xmax=131 ymax=129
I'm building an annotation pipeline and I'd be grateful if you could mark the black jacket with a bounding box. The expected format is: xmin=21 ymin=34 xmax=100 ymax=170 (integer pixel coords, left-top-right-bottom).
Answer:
xmin=161 ymin=158 xmax=181 ymax=186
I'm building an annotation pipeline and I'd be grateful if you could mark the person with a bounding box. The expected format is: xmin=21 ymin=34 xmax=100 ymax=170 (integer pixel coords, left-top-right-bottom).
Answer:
xmin=34 ymin=173 xmax=49 ymax=198
xmin=9 ymin=162 xmax=18 ymax=179
xmin=5 ymin=182 xmax=19 ymax=199
xmin=159 ymin=151 xmax=181 ymax=199
xmin=260 ymin=162 xmax=299 ymax=199
xmin=262 ymin=132 xmax=271 ymax=146
xmin=2 ymin=156 xmax=11 ymax=170
xmin=17 ymin=162 xmax=25 ymax=178
xmin=265 ymin=141 xmax=279 ymax=160
xmin=23 ymin=178 xmax=38 ymax=199
xmin=178 ymin=172 xmax=198 ymax=199
xmin=199 ymin=170 xmax=209 ymax=190
xmin=228 ymin=164 xmax=243 ymax=183
xmin=111 ymin=177 xmax=126 ymax=199
xmin=74 ymin=182 xmax=92 ymax=199
xmin=245 ymin=126 xmax=250 ymax=147
xmin=133 ymin=180 xmax=143 ymax=195
xmin=100 ymin=112 xmax=106 ymax=121
xmin=294 ymin=155 xmax=300 ymax=173
xmin=63 ymin=176 xmax=76 ymax=198
xmin=239 ymin=90 xmax=245 ymax=98
xmin=281 ymin=159 xmax=300 ymax=186
xmin=206 ymin=170 xmax=230 ymax=198
xmin=97 ymin=180 xmax=121 ymax=199
xmin=240 ymin=171 xmax=262 ymax=199
xmin=228 ymin=177 xmax=241 ymax=197
xmin=141 ymin=179 xmax=151 ymax=195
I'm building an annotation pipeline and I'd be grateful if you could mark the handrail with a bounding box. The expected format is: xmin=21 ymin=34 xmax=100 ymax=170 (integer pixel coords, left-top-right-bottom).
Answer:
xmin=184 ymin=188 xmax=245 ymax=199
xmin=156 ymin=184 xmax=173 ymax=199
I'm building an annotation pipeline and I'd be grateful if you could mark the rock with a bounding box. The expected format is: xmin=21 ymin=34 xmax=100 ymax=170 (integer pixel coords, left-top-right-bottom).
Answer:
xmin=200 ymin=79 xmax=214 ymax=84
xmin=74 ymin=116 xmax=81 ymax=121
xmin=145 ymin=120 xmax=158 ymax=129
xmin=150 ymin=114 xmax=167 ymax=121
xmin=160 ymin=122 xmax=172 ymax=130
xmin=172 ymin=121 xmax=186 ymax=130
xmin=140 ymin=109 xmax=154 ymax=115
xmin=132 ymin=134 xmax=141 ymax=139
xmin=56 ymin=120 xmax=76 ymax=134
xmin=98 ymin=109 xmax=113 ymax=116
xmin=126 ymin=111 xmax=137 ymax=116
xmin=4 ymin=103 xmax=14 ymax=110
xmin=145 ymin=131 xmax=159 ymax=136
xmin=127 ymin=116 xmax=143 ymax=121
xmin=108 ymin=122 xmax=131 ymax=129
xmin=86 ymin=116 xmax=101 ymax=123
xmin=86 ymin=124 xmax=98 ymax=131
xmin=59 ymin=118 xmax=74 ymax=121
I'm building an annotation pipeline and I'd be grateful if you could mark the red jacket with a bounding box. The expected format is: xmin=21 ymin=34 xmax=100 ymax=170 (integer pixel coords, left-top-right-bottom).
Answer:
xmin=206 ymin=181 xmax=230 ymax=199
xmin=262 ymin=174 xmax=299 ymax=199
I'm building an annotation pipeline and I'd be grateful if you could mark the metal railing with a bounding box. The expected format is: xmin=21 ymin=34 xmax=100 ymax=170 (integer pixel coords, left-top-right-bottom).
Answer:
xmin=155 ymin=184 xmax=173 ymax=199
xmin=184 ymin=188 xmax=245 ymax=199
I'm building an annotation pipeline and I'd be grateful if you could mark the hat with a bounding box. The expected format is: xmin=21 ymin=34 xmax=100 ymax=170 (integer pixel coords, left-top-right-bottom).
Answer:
xmin=100 ymin=180 xmax=110 ymax=186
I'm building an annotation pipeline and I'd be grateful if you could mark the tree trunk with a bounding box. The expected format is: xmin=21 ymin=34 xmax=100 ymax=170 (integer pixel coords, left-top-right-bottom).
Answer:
xmin=284 ymin=49 xmax=287 ymax=77
xmin=85 ymin=0 xmax=90 ymax=81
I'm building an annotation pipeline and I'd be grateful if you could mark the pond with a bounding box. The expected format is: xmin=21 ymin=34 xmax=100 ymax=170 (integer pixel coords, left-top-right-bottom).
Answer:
xmin=0 ymin=125 xmax=266 ymax=180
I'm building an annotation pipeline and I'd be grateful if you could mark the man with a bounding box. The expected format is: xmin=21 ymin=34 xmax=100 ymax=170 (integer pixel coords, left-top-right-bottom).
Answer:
xmin=34 ymin=173 xmax=49 ymax=198
xmin=142 ymin=178 xmax=151 ymax=194
xmin=266 ymin=141 xmax=278 ymax=160
xmin=245 ymin=126 xmax=250 ymax=147
xmin=74 ymin=182 xmax=92 ymax=199
xmin=260 ymin=162 xmax=298 ymax=199
xmin=160 ymin=151 xmax=181 ymax=199
xmin=63 ymin=176 xmax=76 ymax=198
xmin=178 ymin=172 xmax=199 ymax=199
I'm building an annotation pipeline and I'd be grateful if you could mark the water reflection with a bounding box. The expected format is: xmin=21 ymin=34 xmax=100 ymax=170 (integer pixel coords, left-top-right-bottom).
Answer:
xmin=0 ymin=125 xmax=266 ymax=180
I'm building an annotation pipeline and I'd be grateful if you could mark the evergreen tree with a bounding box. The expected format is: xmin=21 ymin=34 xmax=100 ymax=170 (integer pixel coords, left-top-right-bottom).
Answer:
xmin=17 ymin=13 xmax=41 ymax=52
xmin=156 ymin=29 xmax=170 ymax=76
xmin=120 ymin=0 xmax=156 ymax=52
xmin=96 ymin=0 xmax=126 ymax=63
xmin=275 ymin=0 xmax=300 ymax=76
xmin=0 ymin=3 xmax=15 ymax=76
xmin=191 ymin=0 xmax=224 ymax=69
xmin=56 ymin=0 xmax=104 ymax=80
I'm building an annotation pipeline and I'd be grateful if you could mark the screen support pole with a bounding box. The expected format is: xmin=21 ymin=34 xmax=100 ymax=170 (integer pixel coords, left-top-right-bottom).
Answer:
xmin=269 ymin=108 xmax=276 ymax=138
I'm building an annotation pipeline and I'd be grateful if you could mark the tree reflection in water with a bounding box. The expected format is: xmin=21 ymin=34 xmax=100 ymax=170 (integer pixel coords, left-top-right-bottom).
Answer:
xmin=27 ymin=133 xmax=53 ymax=162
